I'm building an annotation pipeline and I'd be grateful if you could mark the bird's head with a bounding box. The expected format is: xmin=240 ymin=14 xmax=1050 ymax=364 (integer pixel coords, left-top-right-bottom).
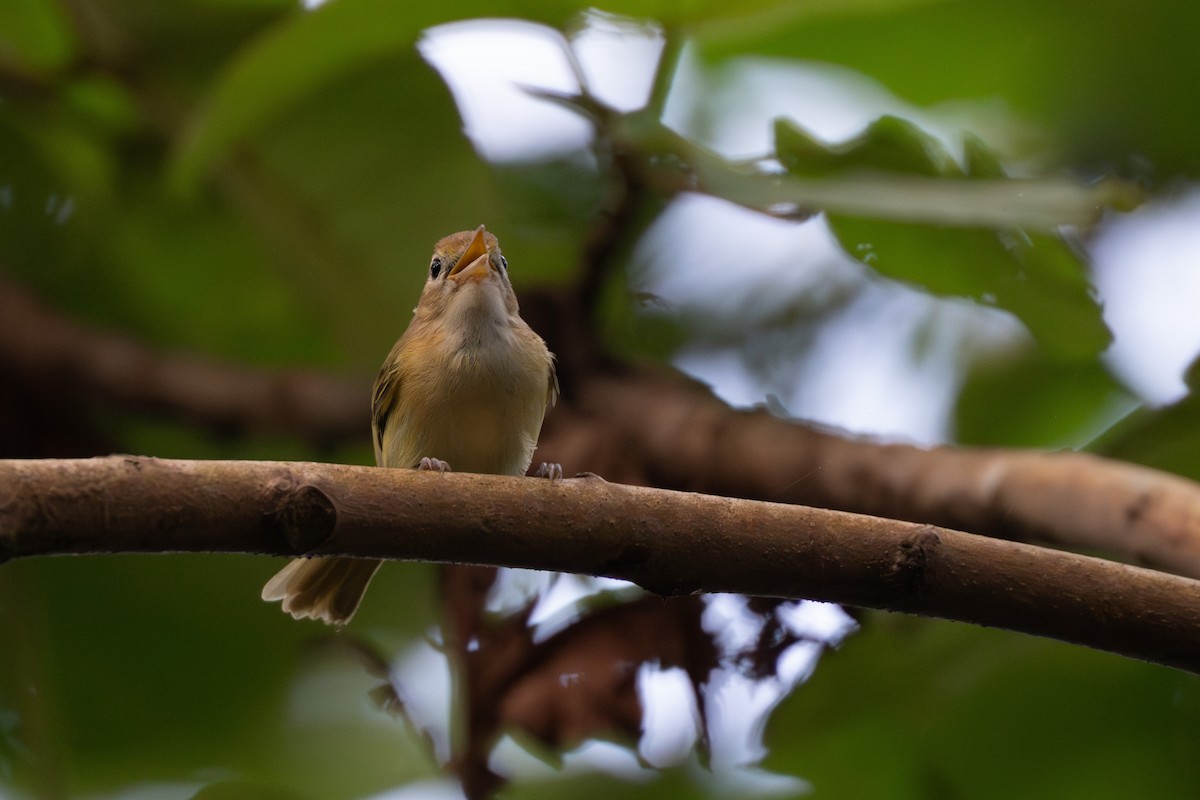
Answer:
xmin=414 ymin=225 xmax=519 ymax=327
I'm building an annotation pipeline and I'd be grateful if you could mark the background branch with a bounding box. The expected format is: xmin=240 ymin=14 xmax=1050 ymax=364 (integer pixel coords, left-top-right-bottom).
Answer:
xmin=0 ymin=277 xmax=366 ymax=445
xmin=3 ymin=456 xmax=1200 ymax=674
xmin=555 ymin=365 xmax=1200 ymax=579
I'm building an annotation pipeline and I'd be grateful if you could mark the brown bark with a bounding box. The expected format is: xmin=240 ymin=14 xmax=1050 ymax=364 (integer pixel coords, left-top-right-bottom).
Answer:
xmin=550 ymin=365 xmax=1200 ymax=579
xmin=3 ymin=456 xmax=1200 ymax=674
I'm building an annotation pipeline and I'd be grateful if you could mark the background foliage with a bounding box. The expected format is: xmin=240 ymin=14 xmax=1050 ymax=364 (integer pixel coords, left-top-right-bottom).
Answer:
xmin=2 ymin=1 xmax=1199 ymax=798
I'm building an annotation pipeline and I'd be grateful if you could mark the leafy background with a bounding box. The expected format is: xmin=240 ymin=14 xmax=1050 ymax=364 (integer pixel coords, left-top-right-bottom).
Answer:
xmin=3 ymin=0 xmax=1200 ymax=798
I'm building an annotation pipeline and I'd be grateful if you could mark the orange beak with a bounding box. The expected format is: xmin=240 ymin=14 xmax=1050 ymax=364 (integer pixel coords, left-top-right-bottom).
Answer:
xmin=448 ymin=225 xmax=494 ymax=283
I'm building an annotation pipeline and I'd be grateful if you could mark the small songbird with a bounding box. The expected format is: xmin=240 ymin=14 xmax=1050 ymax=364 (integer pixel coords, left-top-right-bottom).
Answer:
xmin=262 ymin=225 xmax=558 ymax=624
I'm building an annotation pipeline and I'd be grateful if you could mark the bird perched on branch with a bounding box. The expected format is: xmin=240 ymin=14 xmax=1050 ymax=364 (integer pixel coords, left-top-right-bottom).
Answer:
xmin=262 ymin=225 xmax=558 ymax=624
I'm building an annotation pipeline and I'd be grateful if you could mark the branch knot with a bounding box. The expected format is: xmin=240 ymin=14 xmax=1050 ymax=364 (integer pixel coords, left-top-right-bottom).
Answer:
xmin=263 ymin=475 xmax=337 ymax=553
xmin=888 ymin=526 xmax=941 ymax=596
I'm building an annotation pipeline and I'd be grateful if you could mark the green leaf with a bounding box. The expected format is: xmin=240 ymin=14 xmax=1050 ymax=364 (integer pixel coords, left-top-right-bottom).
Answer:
xmin=4 ymin=553 xmax=439 ymax=796
xmin=764 ymin=615 xmax=1200 ymax=799
xmin=776 ymin=115 xmax=960 ymax=177
xmin=955 ymin=347 xmax=1136 ymax=448
xmin=0 ymin=0 xmax=76 ymax=74
xmin=171 ymin=0 xmax=410 ymax=191
xmin=771 ymin=118 xmax=843 ymax=175
xmin=173 ymin=0 xmax=913 ymax=194
xmin=700 ymin=0 xmax=1200 ymax=180
xmin=773 ymin=116 xmax=1111 ymax=359
xmin=776 ymin=114 xmax=1140 ymax=227
xmin=61 ymin=75 xmax=140 ymax=138
xmin=8 ymin=555 xmax=302 ymax=787
xmin=191 ymin=782 xmax=309 ymax=800
xmin=1092 ymin=357 xmax=1200 ymax=480
xmin=245 ymin=51 xmax=504 ymax=363
xmin=835 ymin=219 xmax=1108 ymax=359
xmin=169 ymin=0 xmax=573 ymax=192
xmin=962 ymin=133 xmax=1006 ymax=179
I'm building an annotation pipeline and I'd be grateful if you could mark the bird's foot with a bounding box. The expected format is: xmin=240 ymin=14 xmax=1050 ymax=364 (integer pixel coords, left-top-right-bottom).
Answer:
xmin=418 ymin=457 xmax=452 ymax=473
xmin=534 ymin=462 xmax=563 ymax=481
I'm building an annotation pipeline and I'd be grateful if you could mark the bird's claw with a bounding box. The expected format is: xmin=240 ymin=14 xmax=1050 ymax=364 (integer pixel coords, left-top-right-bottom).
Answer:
xmin=418 ymin=457 xmax=452 ymax=473
xmin=534 ymin=462 xmax=563 ymax=481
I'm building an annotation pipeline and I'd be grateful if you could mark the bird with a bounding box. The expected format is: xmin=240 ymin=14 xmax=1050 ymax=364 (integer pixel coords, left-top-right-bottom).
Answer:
xmin=262 ymin=225 xmax=558 ymax=624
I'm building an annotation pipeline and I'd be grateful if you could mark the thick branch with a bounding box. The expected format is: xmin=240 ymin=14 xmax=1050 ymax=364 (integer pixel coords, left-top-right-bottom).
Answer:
xmin=3 ymin=456 xmax=1200 ymax=674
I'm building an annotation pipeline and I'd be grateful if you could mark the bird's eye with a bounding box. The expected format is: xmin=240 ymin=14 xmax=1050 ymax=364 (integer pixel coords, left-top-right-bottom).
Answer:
xmin=430 ymin=258 xmax=442 ymax=279
xmin=500 ymin=256 xmax=508 ymax=271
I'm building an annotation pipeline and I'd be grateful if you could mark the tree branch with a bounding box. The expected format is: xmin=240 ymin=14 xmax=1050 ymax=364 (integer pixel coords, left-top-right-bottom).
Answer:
xmin=0 ymin=277 xmax=366 ymax=443
xmin=3 ymin=456 xmax=1200 ymax=674
xmin=545 ymin=366 xmax=1200 ymax=580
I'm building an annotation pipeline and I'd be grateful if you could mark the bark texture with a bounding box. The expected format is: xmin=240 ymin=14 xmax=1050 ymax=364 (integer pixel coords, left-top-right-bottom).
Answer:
xmin=3 ymin=456 xmax=1200 ymax=674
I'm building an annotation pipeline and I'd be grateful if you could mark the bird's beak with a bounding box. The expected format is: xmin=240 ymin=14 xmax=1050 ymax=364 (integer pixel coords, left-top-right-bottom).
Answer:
xmin=449 ymin=225 xmax=494 ymax=283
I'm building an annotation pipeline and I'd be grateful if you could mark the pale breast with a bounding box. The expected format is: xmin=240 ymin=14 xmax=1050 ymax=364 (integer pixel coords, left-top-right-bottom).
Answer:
xmin=382 ymin=323 xmax=551 ymax=476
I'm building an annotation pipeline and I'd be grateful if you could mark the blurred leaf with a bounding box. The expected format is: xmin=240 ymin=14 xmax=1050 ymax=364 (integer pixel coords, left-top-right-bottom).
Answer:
xmin=191 ymin=782 xmax=308 ymax=800
xmin=700 ymin=133 xmax=1134 ymax=229
xmin=244 ymin=50 xmax=504 ymax=364
xmin=166 ymin=0 xmax=833 ymax=194
xmin=172 ymin=0 xmax=571 ymax=191
xmin=962 ymin=133 xmax=1006 ymax=179
xmin=701 ymin=0 xmax=1200 ymax=179
xmin=688 ymin=0 xmax=952 ymax=42
xmin=602 ymin=289 xmax=690 ymax=362
xmin=61 ymin=75 xmax=141 ymax=138
xmin=486 ymin=159 xmax=604 ymax=285
xmin=250 ymin=630 xmax=441 ymax=799
xmin=6 ymin=552 xmax=439 ymax=796
xmin=955 ymin=347 xmax=1136 ymax=448
xmin=776 ymin=114 xmax=960 ymax=177
xmin=2 ymin=103 xmax=118 ymax=204
xmin=106 ymin=192 xmax=339 ymax=363
xmin=0 ymin=116 xmax=90 ymax=281
xmin=12 ymin=555 xmax=298 ymax=787
xmin=774 ymin=116 xmax=1112 ymax=359
xmin=764 ymin=614 xmax=1200 ymax=799
xmin=837 ymin=220 xmax=1108 ymax=359
xmin=169 ymin=0 xmax=390 ymax=190
xmin=0 ymin=0 xmax=76 ymax=74
xmin=1092 ymin=357 xmax=1200 ymax=480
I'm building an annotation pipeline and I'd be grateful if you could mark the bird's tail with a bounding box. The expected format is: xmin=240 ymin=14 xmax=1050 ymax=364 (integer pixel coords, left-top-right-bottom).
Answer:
xmin=261 ymin=557 xmax=382 ymax=625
